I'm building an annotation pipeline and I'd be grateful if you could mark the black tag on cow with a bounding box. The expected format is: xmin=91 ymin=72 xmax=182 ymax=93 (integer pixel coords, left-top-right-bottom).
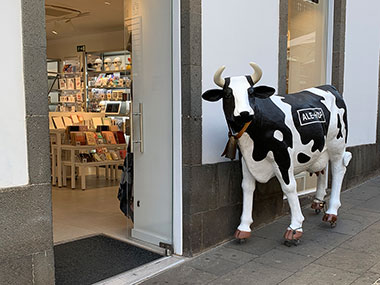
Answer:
xmin=297 ymin=108 xmax=326 ymax=126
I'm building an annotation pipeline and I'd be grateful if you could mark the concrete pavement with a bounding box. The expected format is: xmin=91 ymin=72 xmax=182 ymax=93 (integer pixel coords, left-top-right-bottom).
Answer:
xmin=142 ymin=175 xmax=380 ymax=284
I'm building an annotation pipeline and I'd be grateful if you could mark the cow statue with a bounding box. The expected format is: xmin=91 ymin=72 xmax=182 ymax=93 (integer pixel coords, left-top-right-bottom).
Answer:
xmin=202 ymin=62 xmax=352 ymax=246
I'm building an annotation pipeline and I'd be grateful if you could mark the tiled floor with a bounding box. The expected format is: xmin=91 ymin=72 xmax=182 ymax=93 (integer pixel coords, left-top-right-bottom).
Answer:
xmin=52 ymin=175 xmax=132 ymax=244
xmin=143 ymin=175 xmax=380 ymax=285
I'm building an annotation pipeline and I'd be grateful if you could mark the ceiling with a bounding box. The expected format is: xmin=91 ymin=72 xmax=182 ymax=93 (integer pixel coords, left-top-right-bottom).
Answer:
xmin=45 ymin=0 xmax=124 ymax=40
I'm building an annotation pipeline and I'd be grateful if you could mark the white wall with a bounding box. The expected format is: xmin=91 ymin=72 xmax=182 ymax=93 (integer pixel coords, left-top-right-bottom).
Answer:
xmin=0 ymin=0 xmax=29 ymax=187
xmin=202 ymin=0 xmax=280 ymax=164
xmin=344 ymin=0 xmax=380 ymax=146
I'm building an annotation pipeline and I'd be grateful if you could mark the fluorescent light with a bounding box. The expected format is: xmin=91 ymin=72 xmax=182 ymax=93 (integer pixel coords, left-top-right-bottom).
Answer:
xmin=105 ymin=1 xmax=111 ymax=5
xmin=52 ymin=30 xmax=58 ymax=35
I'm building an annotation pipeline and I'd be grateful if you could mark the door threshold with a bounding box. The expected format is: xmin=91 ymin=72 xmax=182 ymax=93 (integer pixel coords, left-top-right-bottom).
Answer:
xmin=106 ymin=234 xmax=167 ymax=256
xmin=93 ymin=255 xmax=186 ymax=285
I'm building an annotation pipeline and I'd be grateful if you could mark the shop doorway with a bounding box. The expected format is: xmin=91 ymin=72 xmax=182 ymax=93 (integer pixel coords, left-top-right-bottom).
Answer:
xmin=46 ymin=0 xmax=176 ymax=281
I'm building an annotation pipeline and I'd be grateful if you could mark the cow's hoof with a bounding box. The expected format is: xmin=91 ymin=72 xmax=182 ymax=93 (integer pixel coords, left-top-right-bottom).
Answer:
xmin=238 ymin=238 xmax=247 ymax=244
xmin=234 ymin=230 xmax=251 ymax=241
xmin=284 ymin=239 xmax=301 ymax=247
xmin=323 ymin=214 xmax=338 ymax=227
xmin=311 ymin=200 xmax=325 ymax=215
xmin=283 ymin=228 xmax=303 ymax=243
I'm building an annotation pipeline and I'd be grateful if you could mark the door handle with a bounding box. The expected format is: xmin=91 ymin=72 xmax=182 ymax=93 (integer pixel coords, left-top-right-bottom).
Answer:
xmin=132 ymin=102 xmax=144 ymax=153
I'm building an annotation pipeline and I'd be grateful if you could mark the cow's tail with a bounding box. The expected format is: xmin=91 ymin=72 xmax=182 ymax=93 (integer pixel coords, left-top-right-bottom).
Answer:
xmin=343 ymin=151 xmax=352 ymax=167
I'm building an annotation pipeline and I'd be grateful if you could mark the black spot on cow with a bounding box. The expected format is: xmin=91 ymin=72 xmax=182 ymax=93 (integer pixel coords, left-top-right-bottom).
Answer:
xmin=297 ymin=153 xmax=311 ymax=164
xmin=337 ymin=114 xmax=343 ymax=140
xmin=317 ymin=85 xmax=348 ymax=143
xmin=243 ymin=98 xmax=293 ymax=185
xmin=280 ymin=87 xmax=331 ymax=153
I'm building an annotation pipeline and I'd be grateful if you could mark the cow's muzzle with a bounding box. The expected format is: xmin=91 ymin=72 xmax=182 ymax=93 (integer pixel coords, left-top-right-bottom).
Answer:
xmin=238 ymin=111 xmax=253 ymax=123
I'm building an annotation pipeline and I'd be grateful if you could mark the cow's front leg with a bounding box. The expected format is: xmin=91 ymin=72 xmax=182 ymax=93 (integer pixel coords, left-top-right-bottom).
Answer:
xmin=278 ymin=170 xmax=304 ymax=245
xmin=235 ymin=157 xmax=256 ymax=241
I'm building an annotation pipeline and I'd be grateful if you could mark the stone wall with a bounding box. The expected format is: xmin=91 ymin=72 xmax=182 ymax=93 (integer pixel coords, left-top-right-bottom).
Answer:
xmin=181 ymin=0 xmax=380 ymax=257
xmin=0 ymin=0 xmax=55 ymax=283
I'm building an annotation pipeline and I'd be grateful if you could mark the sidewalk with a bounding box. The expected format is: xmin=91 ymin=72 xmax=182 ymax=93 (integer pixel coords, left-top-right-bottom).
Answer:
xmin=143 ymin=176 xmax=380 ymax=285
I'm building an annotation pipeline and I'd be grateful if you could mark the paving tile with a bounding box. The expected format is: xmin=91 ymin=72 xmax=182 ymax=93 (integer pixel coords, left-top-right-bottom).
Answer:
xmin=306 ymin=228 xmax=351 ymax=248
xmin=187 ymin=253 xmax=241 ymax=276
xmin=252 ymin=221 xmax=289 ymax=240
xmin=369 ymin=261 xmax=380 ymax=274
xmin=141 ymin=265 xmax=217 ymax=285
xmin=205 ymin=246 xmax=258 ymax=265
xmin=279 ymin=263 xmax=360 ymax=285
xmin=224 ymin=236 xmax=278 ymax=256
xmin=315 ymin=247 xmax=379 ymax=274
xmin=339 ymin=221 xmax=380 ymax=256
xmin=350 ymin=272 xmax=380 ymax=285
xmin=275 ymin=237 xmax=333 ymax=259
xmin=254 ymin=248 xmax=315 ymax=273
xmin=339 ymin=196 xmax=366 ymax=212
xmin=342 ymin=186 xmax=380 ymax=201
xmin=208 ymin=261 xmax=293 ymax=285
xmin=317 ymin=208 xmax=380 ymax=236
xmin=356 ymin=196 xmax=380 ymax=213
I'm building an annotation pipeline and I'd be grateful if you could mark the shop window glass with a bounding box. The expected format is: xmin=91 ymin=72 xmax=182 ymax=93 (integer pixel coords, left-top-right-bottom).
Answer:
xmin=287 ymin=0 xmax=329 ymax=93
xmin=287 ymin=0 xmax=329 ymax=193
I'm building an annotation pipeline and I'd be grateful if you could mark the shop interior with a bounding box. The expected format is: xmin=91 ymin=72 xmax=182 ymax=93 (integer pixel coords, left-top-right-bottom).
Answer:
xmin=46 ymin=0 xmax=161 ymax=253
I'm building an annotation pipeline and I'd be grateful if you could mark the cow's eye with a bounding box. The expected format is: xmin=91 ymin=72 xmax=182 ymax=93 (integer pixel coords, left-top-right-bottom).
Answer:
xmin=248 ymin=87 xmax=255 ymax=96
xmin=224 ymin=88 xmax=233 ymax=99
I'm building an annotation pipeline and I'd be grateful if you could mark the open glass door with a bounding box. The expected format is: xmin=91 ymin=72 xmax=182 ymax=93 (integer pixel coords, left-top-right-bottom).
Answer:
xmin=123 ymin=0 xmax=173 ymax=247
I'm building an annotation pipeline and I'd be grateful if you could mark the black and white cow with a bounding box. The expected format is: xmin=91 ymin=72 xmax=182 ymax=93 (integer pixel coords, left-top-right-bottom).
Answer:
xmin=202 ymin=62 xmax=352 ymax=244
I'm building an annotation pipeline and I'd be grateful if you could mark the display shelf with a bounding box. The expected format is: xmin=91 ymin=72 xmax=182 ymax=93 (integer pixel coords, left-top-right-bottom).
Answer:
xmin=60 ymin=143 xmax=126 ymax=150
xmin=87 ymin=70 xmax=131 ymax=75
xmin=87 ymin=86 xmax=129 ymax=90
xmin=52 ymin=89 xmax=83 ymax=92
xmin=53 ymin=142 xmax=127 ymax=190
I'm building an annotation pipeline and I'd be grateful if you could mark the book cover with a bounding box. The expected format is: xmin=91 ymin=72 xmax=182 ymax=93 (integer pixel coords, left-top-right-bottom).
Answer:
xmin=110 ymin=150 xmax=120 ymax=160
xmin=119 ymin=150 xmax=127 ymax=159
xmin=92 ymin=117 xmax=103 ymax=128
xmin=102 ymin=117 xmax=112 ymax=126
xmin=63 ymin=116 xmax=73 ymax=127
xmin=105 ymin=152 xmax=113 ymax=160
xmin=70 ymin=132 xmax=86 ymax=146
xmin=85 ymin=132 xmax=97 ymax=145
xmin=71 ymin=115 xmax=80 ymax=124
xmin=115 ymin=131 xmax=126 ymax=144
xmin=53 ymin=117 xmax=65 ymax=129
xmin=67 ymin=78 xmax=75 ymax=90
xmin=75 ymin=77 xmax=81 ymax=89
xmin=101 ymin=131 xmax=117 ymax=144
xmin=95 ymin=132 xmax=106 ymax=144
xmin=59 ymin=79 xmax=66 ymax=90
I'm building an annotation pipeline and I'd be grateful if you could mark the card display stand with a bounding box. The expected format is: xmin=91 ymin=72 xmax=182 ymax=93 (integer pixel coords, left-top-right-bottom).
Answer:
xmin=49 ymin=114 xmax=127 ymax=190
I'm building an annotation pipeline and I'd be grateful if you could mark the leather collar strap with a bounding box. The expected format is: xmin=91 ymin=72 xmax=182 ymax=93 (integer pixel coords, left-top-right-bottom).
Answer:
xmin=234 ymin=121 xmax=251 ymax=139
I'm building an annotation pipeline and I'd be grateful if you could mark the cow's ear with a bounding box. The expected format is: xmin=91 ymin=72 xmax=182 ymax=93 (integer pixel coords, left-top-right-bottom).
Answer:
xmin=252 ymin=85 xmax=276 ymax=99
xmin=202 ymin=89 xmax=224 ymax=102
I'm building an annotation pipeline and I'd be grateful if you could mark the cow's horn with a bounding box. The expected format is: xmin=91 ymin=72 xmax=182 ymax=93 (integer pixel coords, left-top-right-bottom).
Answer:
xmin=214 ymin=66 xmax=226 ymax=88
xmin=249 ymin=62 xmax=262 ymax=84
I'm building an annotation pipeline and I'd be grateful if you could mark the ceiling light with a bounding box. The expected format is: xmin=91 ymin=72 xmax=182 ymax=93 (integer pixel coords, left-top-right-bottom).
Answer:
xmin=105 ymin=1 xmax=111 ymax=5
xmin=52 ymin=30 xmax=58 ymax=35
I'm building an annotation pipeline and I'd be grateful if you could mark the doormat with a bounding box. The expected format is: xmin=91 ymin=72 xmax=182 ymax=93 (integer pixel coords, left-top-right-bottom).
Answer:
xmin=54 ymin=235 xmax=162 ymax=285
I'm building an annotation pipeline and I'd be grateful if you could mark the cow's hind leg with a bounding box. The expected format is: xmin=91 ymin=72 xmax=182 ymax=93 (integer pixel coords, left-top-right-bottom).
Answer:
xmin=235 ymin=158 xmax=256 ymax=242
xmin=323 ymin=151 xmax=352 ymax=227
xmin=279 ymin=170 xmax=304 ymax=245
xmin=311 ymin=168 xmax=328 ymax=214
